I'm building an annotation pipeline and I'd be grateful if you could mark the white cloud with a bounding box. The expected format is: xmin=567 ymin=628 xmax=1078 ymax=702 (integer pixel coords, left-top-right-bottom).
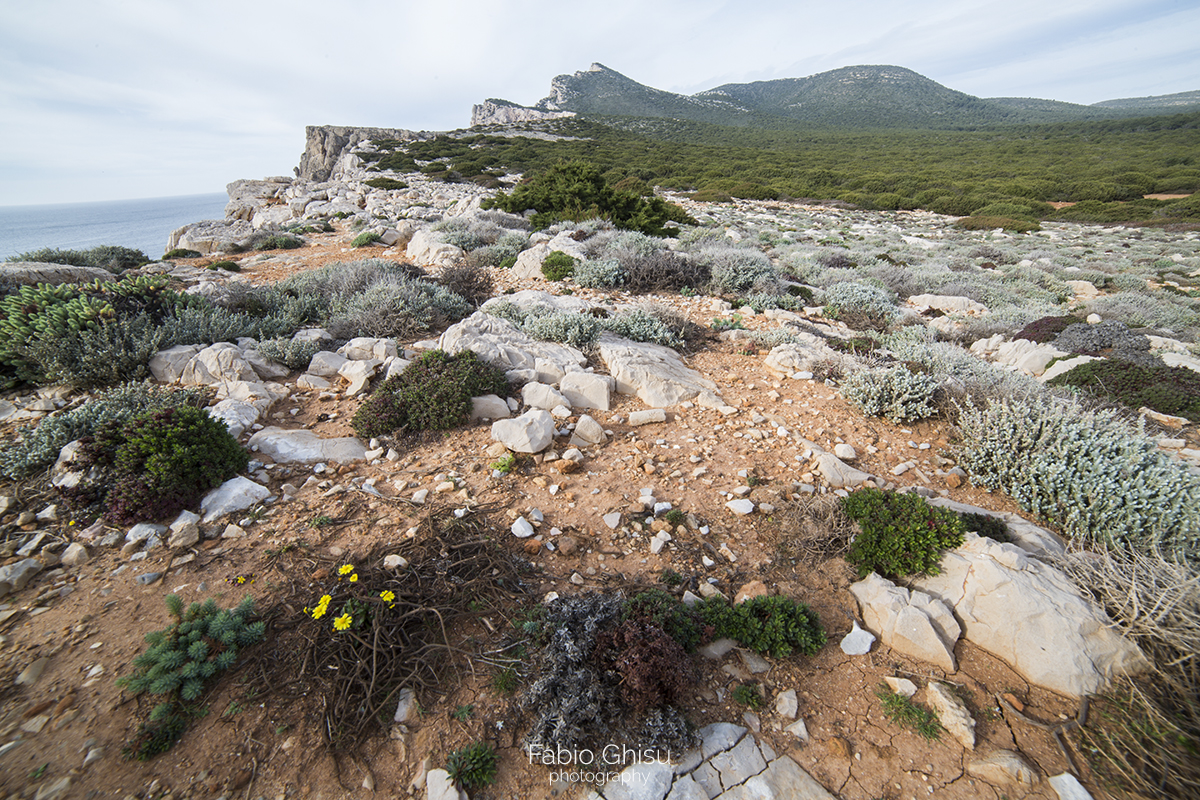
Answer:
xmin=1 ymin=0 xmax=1196 ymax=204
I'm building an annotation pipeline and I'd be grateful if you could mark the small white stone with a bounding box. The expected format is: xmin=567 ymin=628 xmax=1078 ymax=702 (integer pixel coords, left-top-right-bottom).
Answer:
xmin=726 ymin=499 xmax=755 ymax=515
xmin=511 ymin=517 xmax=535 ymax=538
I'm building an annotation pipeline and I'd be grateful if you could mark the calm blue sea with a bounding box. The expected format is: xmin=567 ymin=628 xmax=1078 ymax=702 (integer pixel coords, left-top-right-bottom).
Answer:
xmin=0 ymin=193 xmax=229 ymax=261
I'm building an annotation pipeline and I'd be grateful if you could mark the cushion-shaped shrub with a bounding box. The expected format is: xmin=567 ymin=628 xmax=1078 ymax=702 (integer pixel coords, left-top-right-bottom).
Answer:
xmin=1014 ymin=315 xmax=1084 ymax=343
xmin=698 ymin=594 xmax=826 ymax=658
xmin=841 ymin=365 xmax=940 ymax=423
xmin=351 ymin=349 xmax=507 ymax=439
xmin=1048 ymin=360 xmax=1200 ymax=422
xmin=821 ymin=281 xmax=899 ymax=330
xmin=841 ymin=488 xmax=966 ymax=578
xmin=83 ymin=405 xmax=248 ymax=525
xmin=541 ymin=250 xmax=576 ymax=281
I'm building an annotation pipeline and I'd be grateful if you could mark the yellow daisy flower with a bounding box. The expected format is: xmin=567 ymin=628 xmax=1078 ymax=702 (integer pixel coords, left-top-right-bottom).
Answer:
xmin=333 ymin=613 xmax=353 ymax=631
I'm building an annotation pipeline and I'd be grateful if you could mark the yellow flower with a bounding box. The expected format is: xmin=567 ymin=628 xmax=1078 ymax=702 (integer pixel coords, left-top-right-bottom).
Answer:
xmin=333 ymin=613 xmax=353 ymax=631
xmin=349 ymin=573 xmax=358 ymax=583
xmin=311 ymin=594 xmax=332 ymax=619
xmin=338 ymin=564 xmax=354 ymax=576
xmin=379 ymin=590 xmax=395 ymax=603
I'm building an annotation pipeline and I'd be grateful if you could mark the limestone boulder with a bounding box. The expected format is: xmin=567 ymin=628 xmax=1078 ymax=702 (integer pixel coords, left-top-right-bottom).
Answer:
xmin=438 ymin=311 xmax=587 ymax=377
xmin=166 ymin=219 xmax=258 ymax=255
xmin=242 ymin=349 xmax=291 ymax=380
xmin=405 ymin=229 xmax=462 ymax=268
xmin=568 ymin=414 xmax=607 ymax=447
xmin=849 ymin=573 xmax=961 ymax=673
xmin=247 ymin=427 xmax=367 ymax=464
xmin=180 ymin=343 xmax=258 ymax=386
xmin=338 ymin=337 xmax=397 ymax=361
xmin=991 ymin=339 xmax=1068 ymax=377
xmin=522 ymin=382 xmax=568 ymax=410
xmin=208 ymin=399 xmax=261 ymax=438
xmin=150 ymin=345 xmax=204 ymax=383
xmin=307 ymin=351 xmax=349 ymax=377
xmin=470 ymin=395 xmax=511 ymax=420
xmin=491 ymin=409 xmax=555 ymax=453
xmin=0 ymin=262 xmax=113 ymax=287
xmin=597 ymin=332 xmax=722 ymax=408
xmin=910 ymin=533 xmax=1149 ymax=697
xmin=927 ymin=498 xmax=1064 ymax=557
xmin=199 ymin=477 xmax=272 ymax=523
xmin=559 ymin=372 xmax=613 ymax=410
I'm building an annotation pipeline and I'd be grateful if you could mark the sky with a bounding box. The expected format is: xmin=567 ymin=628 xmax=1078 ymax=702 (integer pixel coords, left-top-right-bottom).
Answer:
xmin=2 ymin=0 xmax=1198 ymax=206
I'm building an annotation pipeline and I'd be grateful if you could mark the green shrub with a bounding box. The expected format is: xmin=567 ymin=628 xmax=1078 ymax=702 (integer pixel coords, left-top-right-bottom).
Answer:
xmin=118 ymin=594 xmax=265 ymax=760
xmin=484 ymin=160 xmax=695 ymax=236
xmin=364 ymin=177 xmax=408 ymax=190
xmin=351 ymin=231 xmax=382 ymax=248
xmin=954 ymin=216 xmax=1041 ymax=233
xmin=325 ymin=277 xmax=472 ymax=339
xmin=351 ymin=350 xmax=507 ymax=439
xmin=0 ymin=383 xmax=209 ymax=480
xmin=1014 ymin=315 xmax=1084 ymax=343
xmin=207 ymin=260 xmax=240 ymax=272
xmin=841 ymin=365 xmax=941 ymax=423
xmin=875 ymin=684 xmax=941 ymax=740
xmin=955 ymin=397 xmax=1200 ymax=563
xmin=972 ymin=201 xmax=1044 ymax=220
xmin=698 ymin=594 xmax=826 ymax=658
xmin=0 ymin=276 xmax=196 ymax=387
xmin=445 ymin=741 xmax=498 ymax=790
xmin=254 ymin=234 xmax=303 ymax=251
xmin=540 ymin=250 xmax=576 ymax=281
xmin=732 ymin=683 xmax=765 ymax=709
xmin=574 ymin=258 xmax=627 ymax=288
xmin=821 ymin=282 xmax=898 ymax=330
xmin=254 ymin=337 xmax=323 ymax=371
xmin=840 ymin=488 xmax=966 ymax=578
xmin=1048 ymin=360 xmax=1200 ymax=422
xmin=73 ymin=405 xmax=248 ymax=525
xmin=689 ymin=188 xmax=733 ymax=203
xmin=164 ymin=248 xmax=202 ymax=259
xmin=8 ymin=244 xmax=149 ymax=272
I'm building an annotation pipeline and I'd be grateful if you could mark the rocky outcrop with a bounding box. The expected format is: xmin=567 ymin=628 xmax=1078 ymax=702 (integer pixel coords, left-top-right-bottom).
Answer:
xmin=470 ymin=100 xmax=575 ymax=127
xmin=225 ymin=178 xmax=292 ymax=221
xmin=0 ymin=262 xmax=114 ymax=287
xmin=297 ymin=125 xmax=424 ymax=182
xmin=910 ymin=533 xmax=1149 ymax=698
xmin=165 ymin=219 xmax=258 ymax=255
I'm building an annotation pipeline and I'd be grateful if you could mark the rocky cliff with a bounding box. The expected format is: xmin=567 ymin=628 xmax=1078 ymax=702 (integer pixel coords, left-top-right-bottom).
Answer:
xmin=470 ymin=100 xmax=575 ymax=127
xmin=296 ymin=125 xmax=427 ymax=182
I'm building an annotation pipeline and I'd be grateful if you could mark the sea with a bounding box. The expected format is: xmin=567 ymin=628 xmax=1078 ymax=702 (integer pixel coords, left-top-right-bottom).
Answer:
xmin=0 ymin=192 xmax=229 ymax=262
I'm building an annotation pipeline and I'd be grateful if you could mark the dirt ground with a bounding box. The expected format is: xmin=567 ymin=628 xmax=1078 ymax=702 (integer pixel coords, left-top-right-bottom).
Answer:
xmin=0 ymin=228 xmax=1105 ymax=800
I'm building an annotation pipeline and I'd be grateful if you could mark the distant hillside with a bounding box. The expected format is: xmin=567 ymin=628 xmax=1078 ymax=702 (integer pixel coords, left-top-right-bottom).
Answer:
xmin=1094 ymin=89 xmax=1200 ymax=111
xmin=475 ymin=63 xmax=1200 ymax=131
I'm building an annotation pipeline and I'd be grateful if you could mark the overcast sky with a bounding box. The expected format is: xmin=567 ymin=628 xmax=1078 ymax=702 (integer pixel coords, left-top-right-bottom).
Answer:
xmin=2 ymin=0 xmax=1198 ymax=206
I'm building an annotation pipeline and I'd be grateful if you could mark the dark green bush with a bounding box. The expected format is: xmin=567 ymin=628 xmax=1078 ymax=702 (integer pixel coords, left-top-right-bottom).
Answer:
xmin=698 ymin=594 xmax=826 ymax=658
xmin=364 ymin=177 xmax=409 ymax=190
xmin=540 ymin=250 xmax=577 ymax=281
xmin=445 ymin=741 xmax=498 ymax=790
xmin=690 ymin=188 xmax=734 ymax=203
xmin=484 ymin=160 xmax=695 ymax=236
xmin=841 ymin=488 xmax=965 ymax=578
xmin=958 ymin=512 xmax=1013 ymax=544
xmin=623 ymin=589 xmax=705 ymax=652
xmin=207 ymin=260 xmax=240 ymax=272
xmin=8 ymin=244 xmax=149 ymax=272
xmin=1014 ymin=315 xmax=1084 ymax=343
xmin=954 ymin=216 xmax=1041 ymax=233
xmin=351 ymin=350 xmax=508 ymax=439
xmin=72 ymin=405 xmax=248 ymax=525
xmin=118 ymin=594 xmax=264 ymax=760
xmin=352 ymin=231 xmax=382 ymax=248
xmin=164 ymin=248 xmax=202 ymax=259
xmin=1048 ymin=360 xmax=1200 ymax=422
xmin=254 ymin=234 xmax=303 ymax=251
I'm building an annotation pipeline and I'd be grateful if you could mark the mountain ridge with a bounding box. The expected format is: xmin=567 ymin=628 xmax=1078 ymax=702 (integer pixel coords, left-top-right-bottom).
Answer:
xmin=472 ymin=62 xmax=1200 ymax=129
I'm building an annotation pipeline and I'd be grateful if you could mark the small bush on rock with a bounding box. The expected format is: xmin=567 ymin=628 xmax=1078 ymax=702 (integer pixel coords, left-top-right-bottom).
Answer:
xmin=436 ymin=262 xmax=494 ymax=307
xmin=540 ymin=250 xmax=576 ymax=281
xmin=841 ymin=365 xmax=941 ymax=423
xmin=253 ymin=233 xmax=303 ymax=251
xmin=164 ymin=248 xmax=202 ymax=259
xmin=574 ymin=258 xmax=627 ymax=289
xmin=1054 ymin=320 xmax=1155 ymax=365
xmin=1015 ymin=315 xmax=1085 ymax=343
xmin=841 ymin=488 xmax=966 ymax=578
xmin=351 ymin=350 xmax=507 ymax=440
xmin=8 ymin=244 xmax=149 ymax=272
xmin=326 ymin=277 xmax=471 ymax=339
xmin=351 ymin=231 xmax=382 ymax=248
xmin=522 ymin=312 xmax=602 ymax=349
xmin=363 ymin=177 xmax=408 ymax=190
